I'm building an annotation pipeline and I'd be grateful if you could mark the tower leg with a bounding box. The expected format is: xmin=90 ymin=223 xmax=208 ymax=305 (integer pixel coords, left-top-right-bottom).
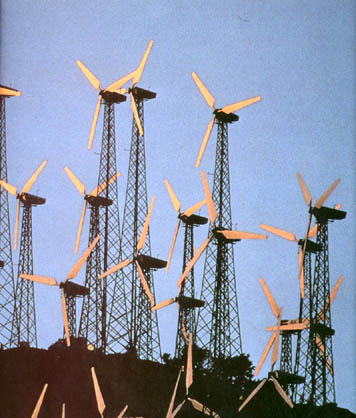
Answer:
xmin=118 ymin=95 xmax=161 ymax=360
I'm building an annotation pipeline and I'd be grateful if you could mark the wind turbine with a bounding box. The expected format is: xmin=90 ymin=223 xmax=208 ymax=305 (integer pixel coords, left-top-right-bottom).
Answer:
xmin=117 ymin=39 xmax=154 ymax=136
xmin=239 ymin=278 xmax=293 ymax=412
xmin=167 ymin=334 xmax=220 ymax=418
xmin=64 ymin=166 xmax=120 ymax=253
xmin=91 ymin=366 xmax=128 ymax=418
xmin=176 ymin=171 xmax=267 ymax=289
xmin=76 ymin=61 xmax=135 ymax=149
xmin=164 ymin=178 xmax=207 ymax=272
xmin=0 ymin=159 xmax=47 ymax=251
xmin=0 ymin=84 xmax=21 ymax=348
xmin=100 ymin=195 xmax=165 ymax=307
xmin=191 ymin=72 xmax=261 ymax=168
xmin=20 ymin=235 xmax=100 ymax=347
xmin=260 ymin=223 xmax=319 ymax=299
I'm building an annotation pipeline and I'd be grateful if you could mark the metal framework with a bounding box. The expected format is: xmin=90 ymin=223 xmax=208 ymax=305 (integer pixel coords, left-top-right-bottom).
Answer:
xmin=115 ymin=88 xmax=161 ymax=360
xmin=196 ymin=118 xmax=242 ymax=361
xmin=302 ymin=205 xmax=346 ymax=405
xmin=79 ymin=205 xmax=104 ymax=349
xmin=10 ymin=204 xmax=37 ymax=347
xmin=293 ymin=250 xmax=316 ymax=401
xmin=80 ymin=99 xmax=126 ymax=353
xmin=175 ymin=223 xmax=195 ymax=359
xmin=0 ymin=96 xmax=16 ymax=348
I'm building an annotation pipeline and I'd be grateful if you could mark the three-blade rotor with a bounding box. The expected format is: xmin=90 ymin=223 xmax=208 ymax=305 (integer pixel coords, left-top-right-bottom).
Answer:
xmin=192 ymin=72 xmax=261 ymax=167
xmin=64 ymin=166 xmax=120 ymax=253
xmin=176 ymin=171 xmax=267 ymax=287
xmin=100 ymin=196 xmax=157 ymax=306
xmin=0 ymin=159 xmax=47 ymax=251
xmin=20 ymin=235 xmax=100 ymax=347
xmin=76 ymin=60 xmax=136 ymax=150
xmin=260 ymin=223 xmax=317 ymax=299
xmin=164 ymin=178 xmax=206 ymax=272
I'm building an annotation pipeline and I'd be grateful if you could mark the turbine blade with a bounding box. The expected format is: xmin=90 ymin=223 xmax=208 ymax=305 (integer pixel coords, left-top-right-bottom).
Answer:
xmin=191 ymin=72 xmax=215 ymax=109
xmin=254 ymin=333 xmax=276 ymax=376
xmin=130 ymin=92 xmax=144 ymax=136
xmin=271 ymin=376 xmax=294 ymax=408
xmin=88 ymin=95 xmax=102 ymax=150
xmin=267 ymin=320 xmax=310 ymax=332
xmin=176 ymin=236 xmax=211 ymax=287
xmin=91 ymin=367 xmax=106 ymax=415
xmin=271 ymin=308 xmax=282 ymax=369
xmin=195 ymin=116 xmax=215 ymax=168
xmin=181 ymin=321 xmax=189 ymax=344
xmin=152 ymin=298 xmax=176 ymax=311
xmin=221 ymin=96 xmax=262 ymax=114
xmin=308 ymin=224 xmax=318 ymax=238
xmin=201 ymin=170 xmax=217 ymax=225
xmin=31 ymin=383 xmax=48 ymax=418
xmin=186 ymin=333 xmax=193 ymax=393
xmin=260 ymin=224 xmax=297 ymax=242
xmin=76 ymin=60 xmax=101 ymax=90
xmin=183 ymin=199 xmax=206 ymax=217
xmin=20 ymin=274 xmax=58 ymax=286
xmin=75 ymin=201 xmax=87 ymax=254
xmin=91 ymin=171 xmax=121 ymax=197
xmin=61 ymin=290 xmax=71 ymax=347
xmin=298 ymin=250 xmax=305 ymax=299
xmin=316 ymin=335 xmax=333 ymax=375
xmin=188 ymin=398 xmax=220 ymax=417
xmin=238 ymin=378 xmax=267 ymax=412
xmin=164 ymin=179 xmax=181 ymax=213
xmin=172 ymin=400 xmax=185 ymax=418
xmin=314 ymin=178 xmax=341 ymax=209
xmin=136 ymin=260 xmax=155 ymax=306
xmin=100 ymin=259 xmax=132 ymax=279
xmin=117 ymin=405 xmax=128 ymax=418
xmin=22 ymin=160 xmax=48 ymax=194
xmin=137 ymin=195 xmax=156 ymax=253
xmin=297 ymin=172 xmax=312 ymax=206
xmin=166 ymin=219 xmax=181 ymax=272
xmin=318 ymin=275 xmax=344 ymax=321
xmin=166 ymin=368 xmax=182 ymax=418
xmin=67 ymin=235 xmax=100 ymax=280
xmin=0 ymin=180 xmax=17 ymax=196
xmin=132 ymin=40 xmax=154 ymax=86
xmin=0 ymin=86 xmax=21 ymax=96
xmin=217 ymin=230 xmax=267 ymax=240
xmin=106 ymin=70 xmax=136 ymax=92
xmin=14 ymin=199 xmax=20 ymax=251
xmin=259 ymin=278 xmax=279 ymax=318
xmin=64 ymin=166 xmax=86 ymax=195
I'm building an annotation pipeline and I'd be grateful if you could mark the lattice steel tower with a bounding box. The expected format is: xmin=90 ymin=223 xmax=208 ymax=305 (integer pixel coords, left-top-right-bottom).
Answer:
xmin=0 ymin=85 xmax=20 ymax=348
xmin=7 ymin=160 xmax=47 ymax=347
xmin=191 ymin=72 xmax=261 ymax=361
xmin=302 ymin=204 xmax=346 ymax=405
xmin=79 ymin=97 xmax=126 ymax=353
xmin=117 ymin=87 xmax=163 ymax=360
xmin=196 ymin=119 xmax=242 ymax=359
xmin=175 ymin=217 xmax=207 ymax=360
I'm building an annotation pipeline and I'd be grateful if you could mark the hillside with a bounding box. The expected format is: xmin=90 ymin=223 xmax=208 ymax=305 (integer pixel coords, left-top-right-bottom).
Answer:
xmin=0 ymin=342 xmax=354 ymax=418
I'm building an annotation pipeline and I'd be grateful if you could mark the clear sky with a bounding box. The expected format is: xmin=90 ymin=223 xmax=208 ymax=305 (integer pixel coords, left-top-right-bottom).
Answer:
xmin=1 ymin=0 xmax=355 ymax=412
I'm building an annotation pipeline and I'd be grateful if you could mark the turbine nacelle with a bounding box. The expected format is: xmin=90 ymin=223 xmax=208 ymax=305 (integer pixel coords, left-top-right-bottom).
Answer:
xmin=17 ymin=192 xmax=46 ymax=206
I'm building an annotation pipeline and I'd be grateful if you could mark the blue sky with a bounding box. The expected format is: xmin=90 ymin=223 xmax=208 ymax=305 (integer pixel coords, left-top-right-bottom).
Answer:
xmin=1 ymin=0 xmax=355 ymax=412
